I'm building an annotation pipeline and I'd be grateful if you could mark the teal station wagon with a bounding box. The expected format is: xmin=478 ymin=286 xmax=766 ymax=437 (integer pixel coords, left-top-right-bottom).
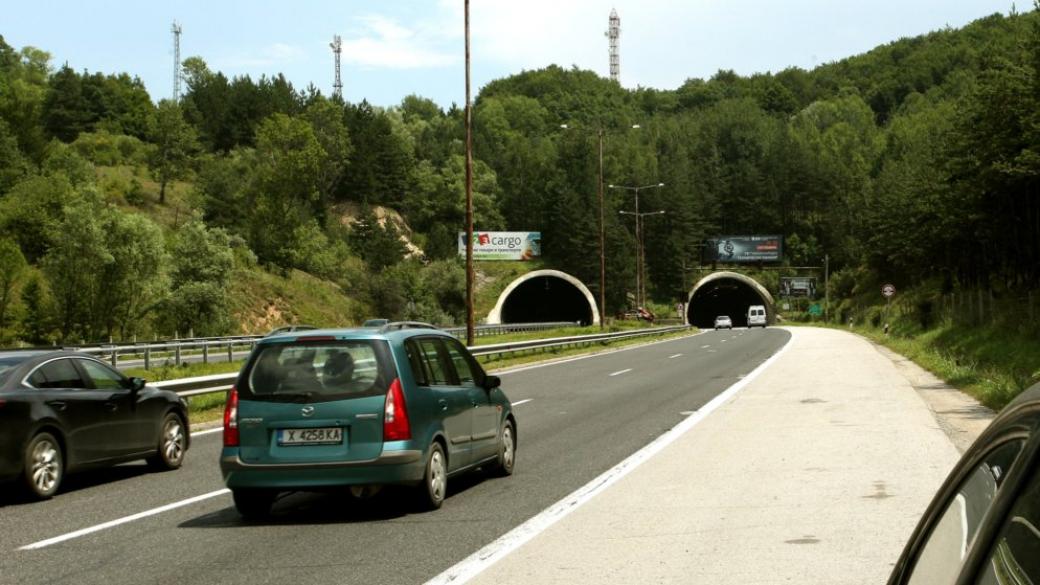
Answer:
xmin=220 ymin=322 xmax=516 ymax=518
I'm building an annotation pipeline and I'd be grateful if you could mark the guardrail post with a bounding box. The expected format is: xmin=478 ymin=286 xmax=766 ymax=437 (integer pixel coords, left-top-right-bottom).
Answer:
xmin=110 ymin=347 xmax=118 ymax=367
xmin=227 ymin=344 xmax=233 ymax=362
xmin=175 ymin=345 xmax=181 ymax=366
xmin=144 ymin=347 xmax=151 ymax=370
xmin=203 ymin=344 xmax=209 ymax=364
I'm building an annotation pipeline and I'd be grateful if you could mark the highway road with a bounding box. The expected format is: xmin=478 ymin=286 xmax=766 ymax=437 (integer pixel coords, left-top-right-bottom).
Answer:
xmin=0 ymin=327 xmax=790 ymax=585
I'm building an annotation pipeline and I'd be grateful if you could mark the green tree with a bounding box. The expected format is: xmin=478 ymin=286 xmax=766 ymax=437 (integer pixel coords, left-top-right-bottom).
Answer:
xmin=161 ymin=221 xmax=235 ymax=336
xmin=0 ymin=238 xmax=27 ymax=338
xmin=148 ymin=100 xmax=199 ymax=204
xmin=19 ymin=273 xmax=55 ymax=344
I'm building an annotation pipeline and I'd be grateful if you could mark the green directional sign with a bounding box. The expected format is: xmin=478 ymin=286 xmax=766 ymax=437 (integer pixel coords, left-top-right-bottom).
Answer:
xmin=808 ymin=303 xmax=823 ymax=316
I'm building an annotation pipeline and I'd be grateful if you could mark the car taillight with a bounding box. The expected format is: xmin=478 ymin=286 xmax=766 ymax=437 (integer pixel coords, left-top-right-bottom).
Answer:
xmin=383 ymin=378 xmax=411 ymax=441
xmin=223 ymin=386 xmax=239 ymax=447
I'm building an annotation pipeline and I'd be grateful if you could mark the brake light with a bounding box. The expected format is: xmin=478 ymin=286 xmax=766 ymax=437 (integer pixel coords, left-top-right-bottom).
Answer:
xmin=383 ymin=378 xmax=411 ymax=441
xmin=223 ymin=386 xmax=239 ymax=447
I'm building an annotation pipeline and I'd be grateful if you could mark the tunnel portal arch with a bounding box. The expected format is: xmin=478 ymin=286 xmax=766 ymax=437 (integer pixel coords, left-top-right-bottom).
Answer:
xmin=487 ymin=269 xmax=600 ymax=326
xmin=686 ymin=271 xmax=775 ymax=328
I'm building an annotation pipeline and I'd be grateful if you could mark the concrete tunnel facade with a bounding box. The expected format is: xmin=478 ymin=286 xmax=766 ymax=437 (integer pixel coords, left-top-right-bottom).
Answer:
xmin=486 ymin=269 xmax=600 ymax=327
xmin=686 ymin=271 xmax=776 ymax=328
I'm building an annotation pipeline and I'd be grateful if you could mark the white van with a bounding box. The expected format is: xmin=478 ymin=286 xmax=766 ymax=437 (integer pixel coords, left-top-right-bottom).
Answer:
xmin=747 ymin=305 xmax=767 ymax=328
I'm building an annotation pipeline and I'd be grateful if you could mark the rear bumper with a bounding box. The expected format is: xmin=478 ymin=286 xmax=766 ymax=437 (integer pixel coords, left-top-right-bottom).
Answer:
xmin=220 ymin=449 xmax=425 ymax=489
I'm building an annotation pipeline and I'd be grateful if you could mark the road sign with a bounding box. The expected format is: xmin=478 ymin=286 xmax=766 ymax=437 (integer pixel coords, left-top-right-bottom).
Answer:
xmin=882 ymin=284 xmax=896 ymax=298
xmin=808 ymin=303 xmax=823 ymax=316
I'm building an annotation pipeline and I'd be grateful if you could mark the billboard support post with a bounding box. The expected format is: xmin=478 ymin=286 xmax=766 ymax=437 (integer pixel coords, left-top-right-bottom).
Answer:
xmin=824 ymin=254 xmax=829 ymax=321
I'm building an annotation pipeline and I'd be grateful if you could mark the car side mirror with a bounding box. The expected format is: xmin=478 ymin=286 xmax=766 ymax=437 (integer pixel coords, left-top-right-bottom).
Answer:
xmin=482 ymin=375 xmax=501 ymax=391
xmin=128 ymin=377 xmax=146 ymax=392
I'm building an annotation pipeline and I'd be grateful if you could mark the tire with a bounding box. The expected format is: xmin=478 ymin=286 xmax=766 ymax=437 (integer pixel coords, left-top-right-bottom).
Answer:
xmin=147 ymin=413 xmax=186 ymax=471
xmin=489 ymin=420 xmax=516 ymax=477
xmin=233 ymin=488 xmax=276 ymax=520
xmin=415 ymin=442 xmax=447 ymax=511
xmin=23 ymin=432 xmax=63 ymax=500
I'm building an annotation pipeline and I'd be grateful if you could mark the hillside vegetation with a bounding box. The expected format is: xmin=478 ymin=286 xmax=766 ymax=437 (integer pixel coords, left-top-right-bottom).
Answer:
xmin=0 ymin=8 xmax=1038 ymax=357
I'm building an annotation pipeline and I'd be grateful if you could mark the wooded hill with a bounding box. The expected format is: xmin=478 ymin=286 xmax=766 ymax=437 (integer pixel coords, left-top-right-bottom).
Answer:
xmin=0 ymin=7 xmax=1037 ymax=343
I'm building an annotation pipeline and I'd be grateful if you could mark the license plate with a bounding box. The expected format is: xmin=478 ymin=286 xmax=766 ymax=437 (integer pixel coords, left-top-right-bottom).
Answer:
xmin=278 ymin=427 xmax=343 ymax=446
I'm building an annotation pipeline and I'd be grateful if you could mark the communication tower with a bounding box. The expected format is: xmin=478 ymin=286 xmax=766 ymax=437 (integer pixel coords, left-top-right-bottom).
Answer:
xmin=172 ymin=21 xmax=182 ymax=102
xmin=330 ymin=35 xmax=343 ymax=99
xmin=606 ymin=8 xmax=620 ymax=83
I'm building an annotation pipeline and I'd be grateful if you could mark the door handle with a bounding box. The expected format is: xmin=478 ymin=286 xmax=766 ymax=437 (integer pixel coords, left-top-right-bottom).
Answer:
xmin=46 ymin=400 xmax=66 ymax=411
xmin=438 ymin=399 xmax=448 ymax=411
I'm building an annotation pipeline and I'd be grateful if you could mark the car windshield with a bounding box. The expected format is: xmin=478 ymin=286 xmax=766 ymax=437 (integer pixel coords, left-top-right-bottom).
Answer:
xmin=243 ymin=340 xmax=396 ymax=401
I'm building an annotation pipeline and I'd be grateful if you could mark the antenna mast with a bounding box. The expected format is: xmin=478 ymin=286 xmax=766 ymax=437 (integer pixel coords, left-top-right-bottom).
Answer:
xmin=172 ymin=21 xmax=182 ymax=102
xmin=330 ymin=34 xmax=343 ymax=99
xmin=606 ymin=8 xmax=620 ymax=83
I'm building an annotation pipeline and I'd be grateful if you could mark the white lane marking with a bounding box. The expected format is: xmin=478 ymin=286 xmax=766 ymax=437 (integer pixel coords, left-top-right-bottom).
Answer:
xmin=511 ymin=399 xmax=533 ymax=407
xmin=192 ymin=427 xmax=223 ymax=436
xmin=668 ymin=354 xmax=682 ymax=359
xmin=19 ymin=489 xmax=231 ymax=550
xmin=424 ymin=329 xmax=795 ymax=585
xmin=700 ymin=345 xmax=711 ymax=349
xmin=493 ymin=330 xmax=706 ymax=377
xmin=609 ymin=368 xmax=632 ymax=377
xmin=721 ymin=339 xmax=728 ymax=343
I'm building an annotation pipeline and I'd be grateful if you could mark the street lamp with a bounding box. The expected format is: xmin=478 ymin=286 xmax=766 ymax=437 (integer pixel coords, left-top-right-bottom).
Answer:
xmin=559 ymin=123 xmax=641 ymax=329
xmin=610 ymin=183 xmax=666 ymax=308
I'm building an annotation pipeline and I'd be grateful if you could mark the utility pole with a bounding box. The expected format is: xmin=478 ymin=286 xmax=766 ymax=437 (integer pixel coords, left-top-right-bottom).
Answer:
xmin=464 ymin=0 xmax=475 ymax=346
xmin=597 ymin=129 xmax=606 ymax=330
xmin=824 ymin=254 xmax=830 ymax=322
xmin=610 ymin=183 xmax=665 ymax=308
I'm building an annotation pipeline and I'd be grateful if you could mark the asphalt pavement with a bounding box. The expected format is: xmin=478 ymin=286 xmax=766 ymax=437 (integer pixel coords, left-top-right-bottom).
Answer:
xmin=0 ymin=327 xmax=789 ymax=585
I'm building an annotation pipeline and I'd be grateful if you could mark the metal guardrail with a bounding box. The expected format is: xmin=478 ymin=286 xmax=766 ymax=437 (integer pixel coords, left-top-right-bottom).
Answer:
xmin=157 ymin=324 xmax=691 ymax=401
xmin=65 ymin=322 xmax=578 ymax=369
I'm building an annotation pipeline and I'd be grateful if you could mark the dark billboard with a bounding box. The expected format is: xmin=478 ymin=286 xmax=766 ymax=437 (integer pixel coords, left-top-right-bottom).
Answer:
xmin=780 ymin=276 xmax=817 ymax=298
xmin=707 ymin=235 xmax=783 ymax=263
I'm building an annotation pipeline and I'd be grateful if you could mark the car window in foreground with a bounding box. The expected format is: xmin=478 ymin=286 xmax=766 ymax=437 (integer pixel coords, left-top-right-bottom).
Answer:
xmin=0 ymin=356 xmax=27 ymax=385
xmin=33 ymin=359 xmax=87 ymax=390
xmin=245 ymin=340 xmax=394 ymax=400
xmin=907 ymin=440 xmax=1025 ymax=585
xmin=974 ymin=452 xmax=1040 ymax=585
xmin=78 ymin=359 xmax=126 ymax=390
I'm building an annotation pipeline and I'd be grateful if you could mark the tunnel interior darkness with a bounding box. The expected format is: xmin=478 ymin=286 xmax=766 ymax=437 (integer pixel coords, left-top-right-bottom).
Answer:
xmin=687 ymin=278 xmax=770 ymax=328
xmin=500 ymin=276 xmax=594 ymax=326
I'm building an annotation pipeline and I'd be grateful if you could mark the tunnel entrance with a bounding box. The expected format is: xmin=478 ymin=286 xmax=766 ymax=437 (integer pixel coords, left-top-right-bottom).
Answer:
xmin=686 ymin=271 xmax=774 ymax=328
xmin=487 ymin=269 xmax=599 ymax=326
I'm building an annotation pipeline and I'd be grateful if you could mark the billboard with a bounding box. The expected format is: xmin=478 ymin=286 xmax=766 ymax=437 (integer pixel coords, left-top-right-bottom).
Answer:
xmin=780 ymin=276 xmax=818 ymax=298
xmin=707 ymin=235 xmax=783 ymax=263
xmin=458 ymin=231 xmax=541 ymax=261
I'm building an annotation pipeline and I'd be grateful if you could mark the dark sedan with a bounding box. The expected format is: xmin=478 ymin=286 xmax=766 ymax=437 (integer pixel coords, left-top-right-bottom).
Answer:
xmin=888 ymin=381 xmax=1040 ymax=584
xmin=0 ymin=351 xmax=190 ymax=499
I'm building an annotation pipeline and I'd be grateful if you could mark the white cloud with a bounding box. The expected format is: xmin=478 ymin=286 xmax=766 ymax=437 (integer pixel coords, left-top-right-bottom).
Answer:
xmin=340 ymin=13 xmax=458 ymax=69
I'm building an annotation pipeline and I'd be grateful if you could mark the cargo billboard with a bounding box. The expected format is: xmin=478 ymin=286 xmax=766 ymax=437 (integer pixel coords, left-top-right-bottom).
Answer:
xmin=458 ymin=231 xmax=541 ymax=261
xmin=707 ymin=235 xmax=783 ymax=263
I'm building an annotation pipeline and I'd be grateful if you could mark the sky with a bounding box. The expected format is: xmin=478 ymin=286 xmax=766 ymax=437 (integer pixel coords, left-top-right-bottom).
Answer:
xmin=3 ymin=0 xmax=1022 ymax=109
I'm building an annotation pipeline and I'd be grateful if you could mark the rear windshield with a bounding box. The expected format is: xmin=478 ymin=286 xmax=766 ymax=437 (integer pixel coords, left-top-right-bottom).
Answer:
xmin=241 ymin=340 xmax=396 ymax=402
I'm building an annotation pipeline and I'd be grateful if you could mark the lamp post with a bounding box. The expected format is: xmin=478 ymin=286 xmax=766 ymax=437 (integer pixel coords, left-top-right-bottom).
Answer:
xmin=560 ymin=123 xmax=641 ymax=329
xmin=464 ymin=0 xmax=475 ymax=345
xmin=611 ymin=183 xmax=666 ymax=308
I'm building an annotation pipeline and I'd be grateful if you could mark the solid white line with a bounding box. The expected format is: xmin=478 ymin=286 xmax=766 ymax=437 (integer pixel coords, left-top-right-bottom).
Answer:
xmin=608 ymin=369 xmax=632 ymax=377
xmin=192 ymin=427 xmax=223 ymax=436
xmin=424 ymin=329 xmax=795 ymax=585
xmin=19 ymin=489 xmax=231 ymax=550
xmin=668 ymin=354 xmax=682 ymax=359
xmin=511 ymin=399 xmax=533 ymax=407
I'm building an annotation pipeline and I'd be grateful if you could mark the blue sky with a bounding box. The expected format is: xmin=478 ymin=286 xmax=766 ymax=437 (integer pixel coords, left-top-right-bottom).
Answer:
xmin=3 ymin=1 xmax=1021 ymax=108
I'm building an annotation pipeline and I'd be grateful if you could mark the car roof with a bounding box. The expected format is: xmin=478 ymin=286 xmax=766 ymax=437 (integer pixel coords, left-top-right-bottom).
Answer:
xmin=257 ymin=325 xmax=453 ymax=345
